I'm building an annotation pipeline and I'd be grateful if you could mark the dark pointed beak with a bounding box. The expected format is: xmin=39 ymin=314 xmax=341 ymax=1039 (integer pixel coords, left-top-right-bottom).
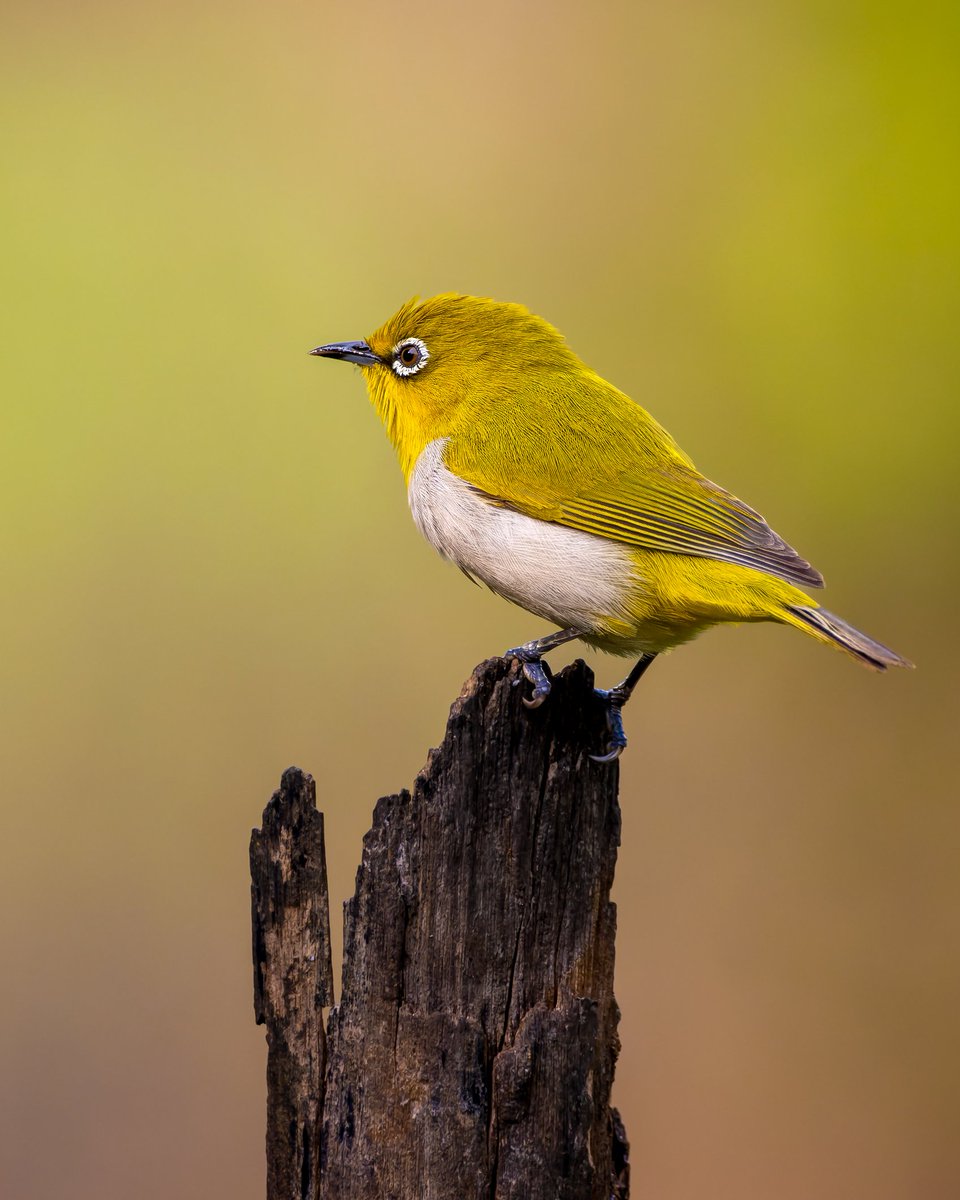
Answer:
xmin=309 ymin=339 xmax=381 ymax=366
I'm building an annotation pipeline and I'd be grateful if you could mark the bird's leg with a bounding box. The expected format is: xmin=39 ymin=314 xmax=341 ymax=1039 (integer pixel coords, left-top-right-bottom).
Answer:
xmin=591 ymin=653 xmax=658 ymax=763
xmin=505 ymin=628 xmax=584 ymax=709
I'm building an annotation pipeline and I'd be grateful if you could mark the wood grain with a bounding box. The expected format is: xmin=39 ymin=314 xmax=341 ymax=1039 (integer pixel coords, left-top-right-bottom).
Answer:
xmin=252 ymin=656 xmax=630 ymax=1199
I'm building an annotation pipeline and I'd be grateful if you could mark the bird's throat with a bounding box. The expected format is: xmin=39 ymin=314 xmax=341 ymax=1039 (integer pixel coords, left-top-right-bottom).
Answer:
xmin=365 ymin=373 xmax=445 ymax=482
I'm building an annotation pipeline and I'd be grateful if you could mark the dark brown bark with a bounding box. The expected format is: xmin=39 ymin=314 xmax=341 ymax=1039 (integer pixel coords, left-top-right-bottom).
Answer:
xmin=251 ymin=656 xmax=630 ymax=1200
xmin=251 ymin=768 xmax=334 ymax=1200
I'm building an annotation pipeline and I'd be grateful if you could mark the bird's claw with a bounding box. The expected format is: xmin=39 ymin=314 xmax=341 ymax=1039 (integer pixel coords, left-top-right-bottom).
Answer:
xmin=508 ymin=649 xmax=634 ymax=759
xmin=590 ymin=743 xmax=624 ymax=763
xmin=506 ymin=646 xmax=553 ymax=709
xmin=521 ymin=661 xmax=552 ymax=708
xmin=589 ymin=690 xmax=629 ymax=762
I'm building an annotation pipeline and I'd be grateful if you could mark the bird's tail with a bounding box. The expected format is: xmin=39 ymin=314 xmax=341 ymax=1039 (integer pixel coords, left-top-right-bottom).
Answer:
xmin=785 ymin=605 xmax=912 ymax=671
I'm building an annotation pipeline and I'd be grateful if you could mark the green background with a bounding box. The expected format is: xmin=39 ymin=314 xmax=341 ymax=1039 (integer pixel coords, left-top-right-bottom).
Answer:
xmin=2 ymin=2 xmax=958 ymax=1196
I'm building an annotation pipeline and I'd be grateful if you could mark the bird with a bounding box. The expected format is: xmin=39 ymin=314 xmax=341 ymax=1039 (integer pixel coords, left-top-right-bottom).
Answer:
xmin=311 ymin=294 xmax=911 ymax=760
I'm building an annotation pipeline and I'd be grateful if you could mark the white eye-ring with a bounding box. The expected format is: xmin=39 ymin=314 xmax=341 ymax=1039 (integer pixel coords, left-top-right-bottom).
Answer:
xmin=392 ymin=337 xmax=429 ymax=376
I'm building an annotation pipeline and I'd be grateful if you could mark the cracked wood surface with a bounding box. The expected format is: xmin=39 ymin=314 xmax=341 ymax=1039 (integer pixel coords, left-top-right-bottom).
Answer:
xmin=251 ymin=768 xmax=334 ymax=1200
xmin=252 ymin=656 xmax=630 ymax=1200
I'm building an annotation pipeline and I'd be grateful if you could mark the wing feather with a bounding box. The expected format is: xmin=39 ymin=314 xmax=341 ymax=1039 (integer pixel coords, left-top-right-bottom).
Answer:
xmin=445 ymin=374 xmax=823 ymax=590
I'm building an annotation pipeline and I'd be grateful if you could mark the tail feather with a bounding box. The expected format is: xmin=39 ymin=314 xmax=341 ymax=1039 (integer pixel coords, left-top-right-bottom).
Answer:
xmin=787 ymin=605 xmax=913 ymax=671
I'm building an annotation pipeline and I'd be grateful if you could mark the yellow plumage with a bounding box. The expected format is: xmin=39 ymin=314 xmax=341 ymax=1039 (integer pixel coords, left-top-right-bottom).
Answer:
xmin=313 ymin=293 xmax=910 ymax=693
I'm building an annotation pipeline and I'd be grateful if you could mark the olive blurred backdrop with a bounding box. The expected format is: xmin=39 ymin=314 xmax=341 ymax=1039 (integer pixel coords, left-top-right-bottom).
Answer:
xmin=2 ymin=2 xmax=958 ymax=1197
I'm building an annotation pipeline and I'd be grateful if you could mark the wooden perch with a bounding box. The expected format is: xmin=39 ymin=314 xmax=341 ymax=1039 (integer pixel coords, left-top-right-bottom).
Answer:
xmin=251 ymin=767 xmax=334 ymax=1200
xmin=251 ymin=656 xmax=630 ymax=1200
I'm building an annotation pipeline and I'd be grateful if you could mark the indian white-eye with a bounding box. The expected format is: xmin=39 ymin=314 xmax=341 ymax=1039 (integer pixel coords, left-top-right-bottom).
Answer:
xmin=312 ymin=294 xmax=910 ymax=760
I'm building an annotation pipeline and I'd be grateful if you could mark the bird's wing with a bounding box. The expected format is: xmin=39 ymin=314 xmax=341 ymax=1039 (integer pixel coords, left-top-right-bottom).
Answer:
xmin=443 ymin=378 xmax=823 ymax=590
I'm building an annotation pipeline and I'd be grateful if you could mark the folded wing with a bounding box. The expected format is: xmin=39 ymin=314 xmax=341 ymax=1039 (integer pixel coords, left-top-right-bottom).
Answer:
xmin=444 ymin=377 xmax=824 ymax=590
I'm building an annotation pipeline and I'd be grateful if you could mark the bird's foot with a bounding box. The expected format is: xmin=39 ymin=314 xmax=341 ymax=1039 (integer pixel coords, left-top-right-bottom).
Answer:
xmin=505 ymin=645 xmax=553 ymax=709
xmin=589 ymin=688 xmax=629 ymax=762
xmin=588 ymin=654 xmax=656 ymax=761
xmin=505 ymin=629 xmax=584 ymax=709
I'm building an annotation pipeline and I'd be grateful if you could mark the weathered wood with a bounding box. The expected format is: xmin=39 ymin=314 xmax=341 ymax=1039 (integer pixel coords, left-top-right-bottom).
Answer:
xmin=252 ymin=656 xmax=630 ymax=1200
xmin=251 ymin=767 xmax=334 ymax=1200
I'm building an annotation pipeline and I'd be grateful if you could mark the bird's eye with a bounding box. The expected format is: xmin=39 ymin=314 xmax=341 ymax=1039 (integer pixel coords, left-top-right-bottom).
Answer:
xmin=392 ymin=337 xmax=429 ymax=377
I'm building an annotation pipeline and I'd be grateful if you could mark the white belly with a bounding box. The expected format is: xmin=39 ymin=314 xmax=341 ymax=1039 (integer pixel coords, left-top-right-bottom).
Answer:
xmin=407 ymin=439 xmax=637 ymax=632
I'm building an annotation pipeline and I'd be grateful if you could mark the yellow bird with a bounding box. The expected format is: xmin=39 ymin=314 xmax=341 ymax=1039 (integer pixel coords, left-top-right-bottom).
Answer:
xmin=312 ymin=294 xmax=910 ymax=760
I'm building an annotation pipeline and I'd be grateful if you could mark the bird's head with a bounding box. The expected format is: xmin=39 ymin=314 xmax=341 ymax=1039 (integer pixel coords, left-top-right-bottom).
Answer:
xmin=311 ymin=293 xmax=580 ymax=478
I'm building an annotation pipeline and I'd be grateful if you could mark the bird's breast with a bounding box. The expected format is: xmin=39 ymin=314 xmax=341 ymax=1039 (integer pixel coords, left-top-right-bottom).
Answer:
xmin=407 ymin=439 xmax=638 ymax=632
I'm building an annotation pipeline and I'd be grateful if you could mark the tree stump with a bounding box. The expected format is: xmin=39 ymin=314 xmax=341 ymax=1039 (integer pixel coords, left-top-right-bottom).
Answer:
xmin=251 ymin=656 xmax=630 ymax=1200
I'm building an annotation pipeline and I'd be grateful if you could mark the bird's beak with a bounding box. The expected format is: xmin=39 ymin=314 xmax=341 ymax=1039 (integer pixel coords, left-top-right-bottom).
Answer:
xmin=309 ymin=339 xmax=381 ymax=366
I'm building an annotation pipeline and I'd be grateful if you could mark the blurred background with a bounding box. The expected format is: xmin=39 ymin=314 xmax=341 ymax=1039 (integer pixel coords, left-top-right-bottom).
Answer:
xmin=2 ymin=1 xmax=958 ymax=1197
